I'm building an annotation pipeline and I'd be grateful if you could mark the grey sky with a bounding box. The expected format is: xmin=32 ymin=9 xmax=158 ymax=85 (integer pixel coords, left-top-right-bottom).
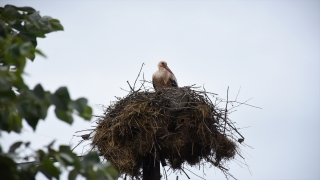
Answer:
xmin=1 ymin=1 xmax=319 ymax=179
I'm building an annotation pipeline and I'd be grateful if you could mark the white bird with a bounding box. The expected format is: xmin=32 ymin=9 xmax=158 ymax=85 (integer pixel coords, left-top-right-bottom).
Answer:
xmin=152 ymin=61 xmax=178 ymax=91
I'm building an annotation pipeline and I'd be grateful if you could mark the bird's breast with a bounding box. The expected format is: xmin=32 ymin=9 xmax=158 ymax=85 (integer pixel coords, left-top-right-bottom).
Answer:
xmin=153 ymin=70 xmax=171 ymax=84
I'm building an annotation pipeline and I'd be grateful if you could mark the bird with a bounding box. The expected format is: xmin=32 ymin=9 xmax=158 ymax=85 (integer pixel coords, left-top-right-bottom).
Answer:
xmin=152 ymin=61 xmax=178 ymax=91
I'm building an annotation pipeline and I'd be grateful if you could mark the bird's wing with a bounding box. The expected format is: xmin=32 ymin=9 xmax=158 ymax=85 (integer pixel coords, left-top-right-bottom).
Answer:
xmin=170 ymin=78 xmax=178 ymax=87
xmin=169 ymin=74 xmax=178 ymax=87
xmin=152 ymin=74 xmax=158 ymax=91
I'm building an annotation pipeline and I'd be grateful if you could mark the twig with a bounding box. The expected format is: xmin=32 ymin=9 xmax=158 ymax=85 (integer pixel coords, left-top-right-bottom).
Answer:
xmin=193 ymin=90 xmax=218 ymax=95
xmin=120 ymin=87 xmax=130 ymax=93
xmin=133 ymin=62 xmax=145 ymax=91
xmin=127 ymin=81 xmax=134 ymax=91
xmin=223 ymin=86 xmax=229 ymax=134
xmin=71 ymin=139 xmax=84 ymax=152
xmin=138 ymin=72 xmax=146 ymax=91
xmin=228 ymin=99 xmax=262 ymax=110
xmin=235 ymin=86 xmax=241 ymax=102
xmin=184 ymin=167 xmax=207 ymax=180
xmin=224 ymin=119 xmax=245 ymax=142
xmin=75 ymin=129 xmax=95 ymax=133
xmin=140 ymin=79 xmax=153 ymax=84
xmin=181 ymin=168 xmax=190 ymax=179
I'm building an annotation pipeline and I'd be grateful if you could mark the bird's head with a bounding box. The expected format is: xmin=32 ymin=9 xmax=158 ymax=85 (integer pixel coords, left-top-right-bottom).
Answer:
xmin=158 ymin=61 xmax=167 ymax=68
xmin=157 ymin=61 xmax=174 ymax=74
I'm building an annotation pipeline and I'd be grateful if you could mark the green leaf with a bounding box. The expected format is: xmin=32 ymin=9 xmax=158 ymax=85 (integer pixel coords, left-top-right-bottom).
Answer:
xmin=16 ymin=6 xmax=36 ymax=13
xmin=0 ymin=89 xmax=16 ymax=103
xmin=16 ymin=100 xmax=41 ymax=131
xmin=68 ymin=169 xmax=78 ymax=180
xmin=0 ymin=19 xmax=8 ymax=38
xmin=72 ymin=98 xmax=88 ymax=113
xmin=58 ymin=146 xmax=81 ymax=169
xmin=12 ymin=72 xmax=26 ymax=89
xmin=54 ymin=108 xmax=73 ymax=124
xmin=35 ymin=49 xmax=46 ymax=57
xmin=24 ymin=116 xmax=39 ymax=131
xmin=38 ymin=104 xmax=48 ymax=119
xmin=19 ymin=42 xmax=34 ymax=56
xmin=8 ymin=141 xmax=23 ymax=153
xmin=2 ymin=5 xmax=22 ymax=21
xmin=18 ymin=32 xmax=37 ymax=47
xmin=38 ymin=157 xmax=60 ymax=179
xmin=0 ymin=154 xmax=20 ymax=180
xmin=15 ymin=101 xmax=28 ymax=119
xmin=59 ymin=153 xmax=73 ymax=163
xmin=81 ymin=151 xmax=100 ymax=170
xmin=35 ymin=32 xmax=46 ymax=38
xmin=27 ymin=11 xmax=41 ymax=25
xmin=87 ymin=166 xmax=97 ymax=180
xmin=8 ymin=109 xmax=23 ymax=133
xmin=79 ymin=106 xmax=92 ymax=120
xmin=0 ymin=75 xmax=12 ymax=92
xmin=58 ymin=146 xmax=71 ymax=153
xmin=33 ymin=84 xmax=45 ymax=100
xmin=49 ymin=19 xmax=64 ymax=31
xmin=10 ymin=19 xmax=23 ymax=32
xmin=96 ymin=163 xmax=119 ymax=180
xmin=50 ymin=87 xmax=70 ymax=110
xmin=26 ymin=50 xmax=35 ymax=61
xmin=36 ymin=150 xmax=45 ymax=161
xmin=71 ymin=98 xmax=92 ymax=120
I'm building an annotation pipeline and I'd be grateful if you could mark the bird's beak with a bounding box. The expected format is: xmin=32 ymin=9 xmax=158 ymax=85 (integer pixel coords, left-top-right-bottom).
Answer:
xmin=165 ymin=66 xmax=174 ymax=75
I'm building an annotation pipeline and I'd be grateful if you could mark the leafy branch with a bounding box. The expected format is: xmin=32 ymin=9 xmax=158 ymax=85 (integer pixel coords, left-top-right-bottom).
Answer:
xmin=0 ymin=4 xmax=118 ymax=180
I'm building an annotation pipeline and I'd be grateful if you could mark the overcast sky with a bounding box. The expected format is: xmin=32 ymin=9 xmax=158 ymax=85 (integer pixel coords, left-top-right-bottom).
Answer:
xmin=1 ymin=0 xmax=319 ymax=180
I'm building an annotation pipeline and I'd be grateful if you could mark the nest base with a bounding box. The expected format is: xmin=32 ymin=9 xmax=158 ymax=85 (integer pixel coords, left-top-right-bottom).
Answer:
xmin=91 ymin=87 xmax=240 ymax=179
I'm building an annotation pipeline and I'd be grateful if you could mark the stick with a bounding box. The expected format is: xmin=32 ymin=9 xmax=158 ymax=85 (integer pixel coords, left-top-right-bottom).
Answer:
xmin=133 ymin=62 xmax=145 ymax=91
xmin=184 ymin=167 xmax=207 ymax=180
xmin=193 ymin=90 xmax=218 ymax=95
xmin=228 ymin=99 xmax=262 ymax=109
xmin=223 ymin=86 xmax=229 ymax=134
xmin=235 ymin=86 xmax=241 ymax=102
xmin=138 ymin=72 xmax=146 ymax=91
xmin=127 ymin=81 xmax=134 ymax=91
xmin=120 ymin=87 xmax=130 ymax=93
xmin=181 ymin=168 xmax=191 ymax=179
xmin=71 ymin=140 xmax=84 ymax=152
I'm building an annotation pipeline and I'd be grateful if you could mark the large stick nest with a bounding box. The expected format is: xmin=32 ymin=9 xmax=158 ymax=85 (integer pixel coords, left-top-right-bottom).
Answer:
xmin=88 ymin=86 xmax=244 ymax=179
